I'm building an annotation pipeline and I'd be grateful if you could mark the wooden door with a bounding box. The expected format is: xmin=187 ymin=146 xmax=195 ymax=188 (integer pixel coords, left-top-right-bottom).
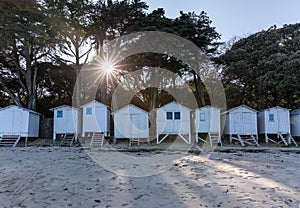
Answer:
xmin=242 ymin=112 xmax=252 ymax=135
xmin=278 ymin=111 xmax=288 ymax=133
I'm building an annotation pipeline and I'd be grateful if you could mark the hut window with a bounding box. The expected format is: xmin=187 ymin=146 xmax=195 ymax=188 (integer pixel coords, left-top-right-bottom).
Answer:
xmin=86 ymin=107 xmax=92 ymax=115
xmin=200 ymin=113 xmax=205 ymax=121
xmin=166 ymin=112 xmax=173 ymax=120
xmin=174 ymin=112 xmax=180 ymax=120
xmin=269 ymin=114 xmax=274 ymax=121
xmin=57 ymin=110 xmax=63 ymax=118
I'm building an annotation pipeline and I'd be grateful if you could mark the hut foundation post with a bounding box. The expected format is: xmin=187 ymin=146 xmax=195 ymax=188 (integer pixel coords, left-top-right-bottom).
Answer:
xmin=53 ymin=133 xmax=56 ymax=145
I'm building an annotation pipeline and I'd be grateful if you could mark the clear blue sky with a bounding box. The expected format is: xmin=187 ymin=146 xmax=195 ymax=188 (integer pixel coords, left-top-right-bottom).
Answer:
xmin=144 ymin=0 xmax=300 ymax=42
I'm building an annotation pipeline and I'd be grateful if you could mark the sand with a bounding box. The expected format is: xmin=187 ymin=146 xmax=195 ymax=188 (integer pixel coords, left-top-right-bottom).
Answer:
xmin=0 ymin=146 xmax=300 ymax=208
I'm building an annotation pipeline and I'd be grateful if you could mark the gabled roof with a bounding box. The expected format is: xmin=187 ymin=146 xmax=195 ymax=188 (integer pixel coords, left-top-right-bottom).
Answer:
xmin=112 ymin=104 xmax=149 ymax=114
xmin=111 ymin=93 xmax=149 ymax=112
xmin=80 ymin=100 xmax=110 ymax=109
xmin=260 ymin=106 xmax=290 ymax=112
xmin=291 ymin=109 xmax=300 ymax=115
xmin=196 ymin=105 xmax=221 ymax=111
xmin=222 ymin=105 xmax=257 ymax=114
xmin=158 ymin=101 xmax=191 ymax=110
xmin=0 ymin=105 xmax=41 ymax=115
xmin=50 ymin=105 xmax=79 ymax=111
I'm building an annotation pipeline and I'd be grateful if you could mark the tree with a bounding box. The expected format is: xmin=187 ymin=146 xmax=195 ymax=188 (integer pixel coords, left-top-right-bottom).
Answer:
xmin=35 ymin=62 xmax=76 ymax=116
xmin=0 ymin=0 xmax=222 ymax=113
xmin=89 ymin=0 xmax=149 ymax=104
xmin=43 ymin=0 xmax=93 ymax=64
xmin=43 ymin=0 xmax=94 ymax=107
xmin=0 ymin=0 xmax=57 ymax=110
xmin=219 ymin=23 xmax=300 ymax=109
xmin=120 ymin=9 xmax=221 ymax=109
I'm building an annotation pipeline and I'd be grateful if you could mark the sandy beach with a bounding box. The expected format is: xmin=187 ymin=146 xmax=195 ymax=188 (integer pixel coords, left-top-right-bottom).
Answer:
xmin=0 ymin=145 xmax=300 ymax=208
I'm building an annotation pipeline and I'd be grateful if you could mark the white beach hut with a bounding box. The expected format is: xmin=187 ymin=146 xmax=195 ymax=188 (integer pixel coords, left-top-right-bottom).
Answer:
xmin=222 ymin=105 xmax=258 ymax=146
xmin=156 ymin=101 xmax=191 ymax=144
xmin=0 ymin=105 xmax=40 ymax=146
xmin=81 ymin=100 xmax=110 ymax=138
xmin=50 ymin=105 xmax=80 ymax=145
xmin=290 ymin=109 xmax=300 ymax=138
xmin=258 ymin=106 xmax=297 ymax=146
xmin=113 ymin=104 xmax=149 ymax=145
xmin=194 ymin=106 xmax=222 ymax=146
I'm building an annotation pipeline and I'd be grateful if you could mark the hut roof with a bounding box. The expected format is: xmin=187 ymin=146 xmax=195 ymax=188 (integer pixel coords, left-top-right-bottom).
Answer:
xmin=291 ymin=109 xmax=300 ymax=115
xmin=259 ymin=106 xmax=290 ymax=112
xmin=0 ymin=105 xmax=40 ymax=115
xmin=49 ymin=105 xmax=78 ymax=111
xmin=112 ymin=104 xmax=148 ymax=114
xmin=80 ymin=100 xmax=110 ymax=109
xmin=196 ymin=105 xmax=221 ymax=111
xmin=222 ymin=105 xmax=257 ymax=114
xmin=158 ymin=101 xmax=191 ymax=110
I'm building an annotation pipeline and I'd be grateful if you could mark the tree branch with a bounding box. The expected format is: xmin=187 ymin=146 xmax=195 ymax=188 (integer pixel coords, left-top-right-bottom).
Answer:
xmin=0 ymin=75 xmax=23 ymax=107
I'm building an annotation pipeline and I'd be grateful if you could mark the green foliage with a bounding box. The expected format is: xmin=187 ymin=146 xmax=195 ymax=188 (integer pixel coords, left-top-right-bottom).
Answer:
xmin=120 ymin=8 xmax=221 ymax=108
xmin=220 ymin=23 xmax=300 ymax=109
xmin=123 ymin=8 xmax=221 ymax=54
xmin=0 ymin=0 xmax=222 ymax=114
xmin=43 ymin=0 xmax=93 ymax=61
xmin=36 ymin=62 xmax=76 ymax=117
xmin=0 ymin=0 xmax=58 ymax=110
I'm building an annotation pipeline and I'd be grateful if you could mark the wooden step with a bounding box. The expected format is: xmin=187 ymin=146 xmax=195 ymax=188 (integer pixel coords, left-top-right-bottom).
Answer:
xmin=60 ymin=133 xmax=75 ymax=147
xmin=129 ymin=138 xmax=140 ymax=147
xmin=233 ymin=135 xmax=258 ymax=146
xmin=209 ymin=133 xmax=222 ymax=146
xmin=287 ymin=133 xmax=298 ymax=147
xmin=196 ymin=133 xmax=222 ymax=147
xmin=0 ymin=135 xmax=21 ymax=147
xmin=90 ymin=132 xmax=104 ymax=147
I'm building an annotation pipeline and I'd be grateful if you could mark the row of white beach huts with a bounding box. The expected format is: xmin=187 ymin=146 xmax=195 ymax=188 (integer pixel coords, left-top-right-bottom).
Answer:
xmin=0 ymin=101 xmax=300 ymax=147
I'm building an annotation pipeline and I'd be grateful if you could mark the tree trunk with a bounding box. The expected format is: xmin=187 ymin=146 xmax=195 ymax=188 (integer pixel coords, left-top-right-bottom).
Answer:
xmin=149 ymin=88 xmax=157 ymax=111
xmin=27 ymin=66 xmax=38 ymax=110
xmin=28 ymin=94 xmax=36 ymax=110
xmin=193 ymin=72 xmax=205 ymax=107
xmin=75 ymin=45 xmax=81 ymax=108
xmin=25 ymin=46 xmax=37 ymax=110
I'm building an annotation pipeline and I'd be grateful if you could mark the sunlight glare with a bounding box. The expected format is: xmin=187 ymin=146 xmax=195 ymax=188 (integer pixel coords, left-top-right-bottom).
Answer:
xmin=100 ymin=60 xmax=116 ymax=75
xmin=92 ymin=53 xmax=121 ymax=84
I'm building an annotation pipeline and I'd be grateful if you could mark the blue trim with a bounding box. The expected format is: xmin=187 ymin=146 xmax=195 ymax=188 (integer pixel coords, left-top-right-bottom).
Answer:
xmin=57 ymin=110 xmax=63 ymax=118
xmin=269 ymin=114 xmax=274 ymax=121
xmin=166 ymin=112 xmax=172 ymax=120
xmin=86 ymin=107 xmax=92 ymax=115
xmin=174 ymin=112 xmax=180 ymax=120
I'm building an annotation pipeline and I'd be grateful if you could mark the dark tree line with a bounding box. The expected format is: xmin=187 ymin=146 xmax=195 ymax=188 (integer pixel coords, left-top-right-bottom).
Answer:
xmin=0 ymin=0 xmax=299 ymax=117
xmin=0 ymin=0 xmax=221 ymax=116
xmin=219 ymin=23 xmax=300 ymax=110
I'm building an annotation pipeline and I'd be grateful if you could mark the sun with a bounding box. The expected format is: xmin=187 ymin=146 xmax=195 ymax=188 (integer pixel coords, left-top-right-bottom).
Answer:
xmin=100 ymin=60 xmax=116 ymax=75
xmin=93 ymin=55 xmax=119 ymax=84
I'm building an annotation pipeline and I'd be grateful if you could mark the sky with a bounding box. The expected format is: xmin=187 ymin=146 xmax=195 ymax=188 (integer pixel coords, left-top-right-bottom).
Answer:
xmin=144 ymin=0 xmax=300 ymax=42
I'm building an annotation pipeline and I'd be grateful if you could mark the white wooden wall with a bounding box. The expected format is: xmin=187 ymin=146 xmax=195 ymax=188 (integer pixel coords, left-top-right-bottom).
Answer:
xmin=194 ymin=106 xmax=220 ymax=134
xmin=113 ymin=105 xmax=149 ymax=139
xmin=52 ymin=105 xmax=79 ymax=134
xmin=291 ymin=110 xmax=300 ymax=137
xmin=81 ymin=101 xmax=110 ymax=137
xmin=258 ymin=107 xmax=290 ymax=134
xmin=0 ymin=105 xmax=40 ymax=137
xmin=28 ymin=113 xmax=40 ymax=137
xmin=222 ymin=106 xmax=257 ymax=136
xmin=156 ymin=102 xmax=191 ymax=135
